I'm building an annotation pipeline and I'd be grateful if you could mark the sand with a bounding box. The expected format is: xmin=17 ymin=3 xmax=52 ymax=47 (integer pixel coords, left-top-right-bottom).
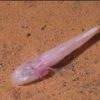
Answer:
xmin=0 ymin=1 xmax=100 ymax=100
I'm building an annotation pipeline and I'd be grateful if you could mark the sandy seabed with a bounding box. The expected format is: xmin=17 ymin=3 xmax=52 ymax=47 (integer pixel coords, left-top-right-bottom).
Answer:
xmin=0 ymin=1 xmax=100 ymax=100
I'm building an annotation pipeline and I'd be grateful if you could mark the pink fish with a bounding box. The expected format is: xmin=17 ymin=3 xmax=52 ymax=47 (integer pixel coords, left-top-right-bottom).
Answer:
xmin=11 ymin=26 xmax=100 ymax=85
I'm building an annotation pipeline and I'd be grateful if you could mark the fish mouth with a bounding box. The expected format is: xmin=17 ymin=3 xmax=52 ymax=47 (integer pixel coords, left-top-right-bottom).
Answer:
xmin=11 ymin=68 xmax=37 ymax=85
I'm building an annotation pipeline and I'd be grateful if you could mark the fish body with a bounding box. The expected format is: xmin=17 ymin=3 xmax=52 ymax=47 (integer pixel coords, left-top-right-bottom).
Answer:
xmin=11 ymin=26 xmax=100 ymax=85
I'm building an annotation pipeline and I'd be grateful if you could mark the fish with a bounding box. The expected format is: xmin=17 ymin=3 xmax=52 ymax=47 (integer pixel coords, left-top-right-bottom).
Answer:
xmin=11 ymin=25 xmax=100 ymax=85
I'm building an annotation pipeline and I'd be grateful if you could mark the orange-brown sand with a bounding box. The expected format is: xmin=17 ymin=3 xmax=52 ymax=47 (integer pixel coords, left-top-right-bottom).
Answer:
xmin=0 ymin=1 xmax=100 ymax=100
